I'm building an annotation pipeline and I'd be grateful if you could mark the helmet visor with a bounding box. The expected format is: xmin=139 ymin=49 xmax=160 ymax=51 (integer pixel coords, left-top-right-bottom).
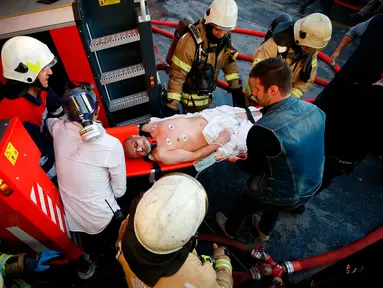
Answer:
xmin=41 ymin=57 xmax=58 ymax=72
xmin=62 ymin=91 xmax=97 ymax=122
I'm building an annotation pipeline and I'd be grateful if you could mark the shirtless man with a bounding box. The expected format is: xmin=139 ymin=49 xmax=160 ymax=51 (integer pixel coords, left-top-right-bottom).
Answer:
xmin=124 ymin=106 xmax=262 ymax=165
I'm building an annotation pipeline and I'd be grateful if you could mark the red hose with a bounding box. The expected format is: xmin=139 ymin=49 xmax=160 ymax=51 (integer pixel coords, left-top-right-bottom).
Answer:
xmin=237 ymin=53 xmax=253 ymax=62
xmin=199 ymin=225 xmax=383 ymax=274
xmin=152 ymin=23 xmax=339 ymax=86
xmin=334 ymin=0 xmax=361 ymax=12
xmin=152 ymin=20 xmax=178 ymax=27
xmin=232 ymin=27 xmax=265 ymax=37
xmin=318 ymin=51 xmax=341 ymax=72
xmin=233 ymin=271 xmax=252 ymax=287
xmin=152 ymin=25 xmax=174 ymax=38
xmin=286 ymin=225 xmax=383 ymax=273
xmin=198 ymin=234 xmax=250 ymax=253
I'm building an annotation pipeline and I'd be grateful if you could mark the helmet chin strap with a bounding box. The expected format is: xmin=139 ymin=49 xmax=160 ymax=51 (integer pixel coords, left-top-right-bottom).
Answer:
xmin=31 ymin=78 xmax=49 ymax=91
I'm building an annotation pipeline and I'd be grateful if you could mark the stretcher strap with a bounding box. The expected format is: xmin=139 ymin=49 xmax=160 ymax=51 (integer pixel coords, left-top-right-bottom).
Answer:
xmin=149 ymin=161 xmax=164 ymax=183
xmin=245 ymin=106 xmax=256 ymax=124
xmin=138 ymin=124 xmax=151 ymax=137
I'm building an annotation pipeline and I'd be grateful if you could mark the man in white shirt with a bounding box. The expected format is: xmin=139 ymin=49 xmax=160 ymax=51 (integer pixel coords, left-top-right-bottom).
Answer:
xmin=47 ymin=84 xmax=126 ymax=257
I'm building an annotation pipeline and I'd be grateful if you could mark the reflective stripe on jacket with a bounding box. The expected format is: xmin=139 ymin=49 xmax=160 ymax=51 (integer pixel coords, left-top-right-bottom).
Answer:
xmin=168 ymin=22 xmax=241 ymax=107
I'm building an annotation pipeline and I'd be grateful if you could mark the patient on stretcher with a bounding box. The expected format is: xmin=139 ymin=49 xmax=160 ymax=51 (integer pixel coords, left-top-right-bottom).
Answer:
xmin=123 ymin=105 xmax=262 ymax=165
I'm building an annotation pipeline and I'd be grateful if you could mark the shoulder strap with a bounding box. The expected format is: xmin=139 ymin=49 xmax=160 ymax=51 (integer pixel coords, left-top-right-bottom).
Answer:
xmin=187 ymin=24 xmax=203 ymax=45
xmin=138 ymin=124 xmax=152 ymax=137
xmin=187 ymin=24 xmax=207 ymax=69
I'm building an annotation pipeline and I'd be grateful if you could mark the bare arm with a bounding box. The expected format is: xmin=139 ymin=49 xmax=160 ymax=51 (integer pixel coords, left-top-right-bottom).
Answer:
xmin=155 ymin=143 xmax=222 ymax=165
xmin=330 ymin=35 xmax=353 ymax=63
xmin=154 ymin=129 xmax=232 ymax=165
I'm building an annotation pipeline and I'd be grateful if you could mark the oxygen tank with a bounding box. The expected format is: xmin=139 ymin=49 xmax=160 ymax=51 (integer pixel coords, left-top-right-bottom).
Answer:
xmin=166 ymin=17 xmax=194 ymax=65
xmin=262 ymin=13 xmax=293 ymax=45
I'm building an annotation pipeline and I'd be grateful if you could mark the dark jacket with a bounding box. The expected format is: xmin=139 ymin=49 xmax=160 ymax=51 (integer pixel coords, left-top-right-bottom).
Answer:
xmin=239 ymin=97 xmax=326 ymax=206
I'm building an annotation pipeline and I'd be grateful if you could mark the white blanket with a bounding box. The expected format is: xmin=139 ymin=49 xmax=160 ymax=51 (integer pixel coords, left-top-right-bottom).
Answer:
xmin=150 ymin=105 xmax=262 ymax=158
xmin=199 ymin=106 xmax=262 ymax=158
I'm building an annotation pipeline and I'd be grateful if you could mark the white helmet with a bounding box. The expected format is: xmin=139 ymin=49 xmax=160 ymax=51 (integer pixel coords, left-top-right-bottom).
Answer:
xmin=134 ymin=173 xmax=208 ymax=255
xmin=294 ymin=13 xmax=332 ymax=50
xmin=1 ymin=36 xmax=56 ymax=84
xmin=204 ymin=0 xmax=238 ymax=31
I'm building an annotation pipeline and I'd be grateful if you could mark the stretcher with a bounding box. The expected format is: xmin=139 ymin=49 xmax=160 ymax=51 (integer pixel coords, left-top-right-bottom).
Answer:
xmin=106 ymin=125 xmax=195 ymax=179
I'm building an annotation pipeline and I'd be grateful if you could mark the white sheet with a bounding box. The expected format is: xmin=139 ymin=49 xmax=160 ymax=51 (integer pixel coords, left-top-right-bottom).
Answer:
xmin=199 ymin=106 xmax=262 ymax=158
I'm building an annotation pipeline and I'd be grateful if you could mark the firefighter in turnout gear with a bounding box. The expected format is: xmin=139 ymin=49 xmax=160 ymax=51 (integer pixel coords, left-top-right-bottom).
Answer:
xmin=166 ymin=0 xmax=244 ymax=114
xmin=116 ymin=173 xmax=234 ymax=288
xmin=246 ymin=13 xmax=332 ymax=106
xmin=0 ymin=36 xmax=66 ymax=178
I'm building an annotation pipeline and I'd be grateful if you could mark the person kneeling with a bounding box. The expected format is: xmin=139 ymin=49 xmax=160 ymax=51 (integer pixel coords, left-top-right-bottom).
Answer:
xmin=217 ymin=58 xmax=326 ymax=241
xmin=115 ymin=173 xmax=233 ymax=288
xmin=46 ymin=85 xmax=127 ymax=257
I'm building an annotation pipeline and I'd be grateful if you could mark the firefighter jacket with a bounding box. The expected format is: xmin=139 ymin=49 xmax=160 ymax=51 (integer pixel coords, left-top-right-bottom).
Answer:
xmin=0 ymin=252 xmax=30 ymax=288
xmin=0 ymin=88 xmax=63 ymax=153
xmin=116 ymin=218 xmax=234 ymax=288
xmin=247 ymin=38 xmax=318 ymax=103
xmin=168 ymin=22 xmax=241 ymax=109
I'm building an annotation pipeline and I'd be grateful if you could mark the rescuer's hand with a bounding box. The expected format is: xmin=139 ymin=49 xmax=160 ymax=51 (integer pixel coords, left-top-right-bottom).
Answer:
xmin=330 ymin=51 xmax=340 ymax=65
xmin=167 ymin=99 xmax=180 ymax=111
xmin=24 ymin=250 xmax=63 ymax=273
xmin=162 ymin=100 xmax=179 ymax=117
xmin=217 ymin=128 xmax=232 ymax=145
xmin=213 ymin=243 xmax=226 ymax=259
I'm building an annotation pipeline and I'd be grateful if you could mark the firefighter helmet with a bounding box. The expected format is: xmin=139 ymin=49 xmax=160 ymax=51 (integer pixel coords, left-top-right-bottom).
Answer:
xmin=294 ymin=13 xmax=332 ymax=50
xmin=134 ymin=173 xmax=208 ymax=254
xmin=1 ymin=36 xmax=56 ymax=84
xmin=204 ymin=0 xmax=238 ymax=31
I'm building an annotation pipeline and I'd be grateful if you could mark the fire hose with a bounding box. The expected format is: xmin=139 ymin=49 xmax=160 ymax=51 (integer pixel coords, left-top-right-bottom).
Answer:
xmin=198 ymin=225 xmax=383 ymax=287
xmin=334 ymin=0 xmax=361 ymax=12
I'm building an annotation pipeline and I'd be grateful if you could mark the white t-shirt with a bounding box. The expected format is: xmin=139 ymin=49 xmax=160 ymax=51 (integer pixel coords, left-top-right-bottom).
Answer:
xmin=47 ymin=119 xmax=127 ymax=234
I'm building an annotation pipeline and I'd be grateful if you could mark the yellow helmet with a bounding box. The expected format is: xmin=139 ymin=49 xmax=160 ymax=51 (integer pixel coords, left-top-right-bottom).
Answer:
xmin=294 ymin=13 xmax=332 ymax=50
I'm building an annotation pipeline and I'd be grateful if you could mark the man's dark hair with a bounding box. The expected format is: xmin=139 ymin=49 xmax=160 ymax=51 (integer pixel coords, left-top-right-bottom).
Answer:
xmin=249 ymin=57 xmax=292 ymax=95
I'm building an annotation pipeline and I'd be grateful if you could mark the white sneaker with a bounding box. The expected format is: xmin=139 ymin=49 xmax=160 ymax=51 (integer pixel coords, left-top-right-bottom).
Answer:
xmin=252 ymin=214 xmax=270 ymax=241
xmin=216 ymin=212 xmax=235 ymax=239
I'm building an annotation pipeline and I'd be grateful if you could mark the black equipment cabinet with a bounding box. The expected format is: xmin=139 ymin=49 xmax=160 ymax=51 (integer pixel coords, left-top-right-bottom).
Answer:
xmin=73 ymin=0 xmax=160 ymax=126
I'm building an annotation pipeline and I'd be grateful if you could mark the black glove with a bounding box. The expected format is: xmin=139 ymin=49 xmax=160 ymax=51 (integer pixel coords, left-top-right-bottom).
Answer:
xmin=231 ymin=87 xmax=245 ymax=108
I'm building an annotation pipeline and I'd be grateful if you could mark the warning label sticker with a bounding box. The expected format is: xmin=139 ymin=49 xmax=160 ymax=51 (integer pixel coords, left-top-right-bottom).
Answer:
xmin=4 ymin=142 xmax=18 ymax=166
xmin=99 ymin=0 xmax=120 ymax=6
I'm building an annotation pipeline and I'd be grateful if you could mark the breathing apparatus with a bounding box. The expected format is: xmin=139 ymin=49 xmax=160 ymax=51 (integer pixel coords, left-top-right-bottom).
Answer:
xmin=62 ymin=84 xmax=102 ymax=142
